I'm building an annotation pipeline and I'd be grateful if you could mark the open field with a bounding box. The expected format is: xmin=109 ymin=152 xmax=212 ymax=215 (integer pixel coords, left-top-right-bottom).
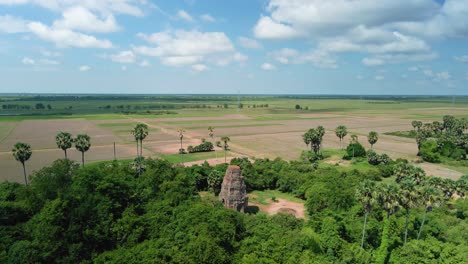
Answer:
xmin=1 ymin=95 xmax=467 ymax=182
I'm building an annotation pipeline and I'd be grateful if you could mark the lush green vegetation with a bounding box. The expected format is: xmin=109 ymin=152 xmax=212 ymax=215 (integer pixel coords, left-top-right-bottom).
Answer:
xmin=1 ymin=156 xmax=466 ymax=263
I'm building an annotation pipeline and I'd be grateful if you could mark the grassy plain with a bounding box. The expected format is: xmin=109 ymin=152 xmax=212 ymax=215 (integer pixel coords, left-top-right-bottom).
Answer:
xmin=1 ymin=95 xmax=467 ymax=182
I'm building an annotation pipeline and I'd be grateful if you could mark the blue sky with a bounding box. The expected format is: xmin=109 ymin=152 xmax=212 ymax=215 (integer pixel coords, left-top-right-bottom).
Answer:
xmin=0 ymin=0 xmax=467 ymax=95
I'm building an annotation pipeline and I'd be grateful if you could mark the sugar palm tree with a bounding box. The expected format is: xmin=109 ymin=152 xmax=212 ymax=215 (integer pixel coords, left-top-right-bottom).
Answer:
xmin=417 ymin=186 xmax=441 ymax=240
xmin=12 ymin=142 xmax=32 ymax=185
xmin=55 ymin=131 xmax=73 ymax=159
xmin=335 ymin=125 xmax=348 ymax=149
xmin=132 ymin=124 xmax=149 ymax=158
xmin=398 ymin=178 xmax=420 ymax=245
xmin=208 ymin=126 xmax=217 ymax=160
xmin=177 ymin=128 xmax=185 ymax=154
xmin=75 ymin=134 xmax=91 ymax=167
xmin=367 ymin=131 xmax=379 ymax=149
xmin=376 ymin=183 xmax=400 ymax=264
xmin=221 ymin=136 xmax=230 ymax=163
xmin=356 ymin=180 xmax=378 ymax=248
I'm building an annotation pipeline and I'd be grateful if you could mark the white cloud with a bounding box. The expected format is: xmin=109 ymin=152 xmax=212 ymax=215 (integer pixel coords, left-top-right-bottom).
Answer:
xmin=0 ymin=15 xmax=28 ymax=33
xmin=238 ymin=37 xmax=261 ymax=49
xmin=28 ymin=22 xmax=113 ymax=48
xmin=435 ymin=71 xmax=451 ymax=81
xmin=270 ymin=48 xmax=337 ymax=68
xmin=139 ymin=60 xmax=150 ymax=67
xmin=192 ymin=64 xmax=208 ymax=72
xmin=261 ymin=63 xmax=276 ymax=71
xmin=408 ymin=66 xmax=419 ymax=71
xmin=22 ymin=57 xmax=34 ymax=65
xmin=233 ymin=52 xmax=248 ymax=62
xmin=160 ymin=56 xmax=201 ymax=66
xmin=455 ymin=55 xmax=468 ymax=63
xmin=53 ymin=6 xmax=120 ymax=33
xmin=375 ymin=75 xmax=385 ymax=81
xmin=356 ymin=75 xmax=364 ymax=80
xmin=362 ymin=57 xmax=385 ymax=66
xmin=0 ymin=0 xmax=146 ymax=17
xmin=110 ymin=50 xmax=136 ymax=63
xmin=257 ymin=0 xmax=439 ymax=39
xmin=40 ymin=49 xmax=61 ymax=57
xmin=79 ymin=65 xmax=91 ymax=71
xmin=200 ymin=14 xmax=215 ymax=22
xmin=177 ymin=10 xmax=194 ymax=22
xmin=135 ymin=30 xmax=240 ymax=68
xmin=254 ymin=16 xmax=301 ymax=39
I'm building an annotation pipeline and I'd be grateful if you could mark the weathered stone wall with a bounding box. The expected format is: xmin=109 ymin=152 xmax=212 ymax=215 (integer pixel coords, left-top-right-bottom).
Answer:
xmin=219 ymin=165 xmax=248 ymax=212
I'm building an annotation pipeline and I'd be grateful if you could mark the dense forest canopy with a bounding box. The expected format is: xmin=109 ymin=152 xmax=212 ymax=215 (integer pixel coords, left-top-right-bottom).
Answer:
xmin=1 ymin=156 xmax=467 ymax=263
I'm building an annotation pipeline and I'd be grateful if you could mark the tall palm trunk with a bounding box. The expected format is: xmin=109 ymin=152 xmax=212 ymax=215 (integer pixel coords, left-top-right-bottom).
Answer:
xmin=376 ymin=213 xmax=391 ymax=264
xmin=180 ymin=138 xmax=183 ymax=150
xmin=140 ymin=140 xmax=143 ymax=157
xmin=81 ymin=151 xmax=85 ymax=167
xmin=64 ymin=149 xmax=68 ymax=159
xmin=136 ymin=140 xmax=139 ymax=158
xmin=360 ymin=210 xmax=368 ymax=248
xmin=22 ymin=162 xmax=28 ymax=185
xmin=339 ymin=138 xmax=342 ymax=150
xmin=404 ymin=208 xmax=409 ymax=244
xmin=417 ymin=209 xmax=428 ymax=240
xmin=224 ymin=149 xmax=227 ymax=163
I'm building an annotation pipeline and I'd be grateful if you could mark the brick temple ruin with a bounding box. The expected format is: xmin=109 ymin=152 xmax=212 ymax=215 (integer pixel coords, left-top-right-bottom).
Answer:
xmin=219 ymin=165 xmax=248 ymax=212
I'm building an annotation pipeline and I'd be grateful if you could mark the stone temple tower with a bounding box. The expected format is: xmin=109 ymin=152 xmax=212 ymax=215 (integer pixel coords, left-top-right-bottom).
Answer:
xmin=219 ymin=165 xmax=248 ymax=212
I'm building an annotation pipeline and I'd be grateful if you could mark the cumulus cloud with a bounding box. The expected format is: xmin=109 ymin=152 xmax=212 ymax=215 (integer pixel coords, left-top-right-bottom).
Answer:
xmin=27 ymin=22 xmax=113 ymax=48
xmin=0 ymin=0 xmax=147 ymax=17
xmin=139 ymin=60 xmax=150 ymax=67
xmin=134 ymin=30 xmax=241 ymax=69
xmin=110 ymin=50 xmax=136 ymax=63
xmin=21 ymin=57 xmax=34 ymax=65
xmin=177 ymin=10 xmax=194 ymax=22
xmin=270 ymin=48 xmax=337 ymax=68
xmin=200 ymin=14 xmax=215 ymax=22
xmin=261 ymin=63 xmax=276 ymax=71
xmin=0 ymin=15 xmax=28 ymax=33
xmin=53 ymin=6 xmax=120 ymax=33
xmin=254 ymin=16 xmax=301 ymax=39
xmin=253 ymin=0 xmax=462 ymax=67
xmin=375 ymin=75 xmax=385 ymax=81
xmin=455 ymin=55 xmax=468 ymax=63
xmin=238 ymin=36 xmax=261 ymax=49
xmin=192 ymin=64 xmax=208 ymax=72
xmin=79 ymin=65 xmax=91 ymax=71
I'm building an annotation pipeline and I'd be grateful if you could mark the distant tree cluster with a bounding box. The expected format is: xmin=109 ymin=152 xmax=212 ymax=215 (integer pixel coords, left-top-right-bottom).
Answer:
xmin=413 ymin=115 xmax=467 ymax=162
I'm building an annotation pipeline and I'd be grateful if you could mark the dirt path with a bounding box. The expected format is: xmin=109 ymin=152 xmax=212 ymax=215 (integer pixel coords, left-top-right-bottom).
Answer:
xmin=415 ymin=162 xmax=464 ymax=180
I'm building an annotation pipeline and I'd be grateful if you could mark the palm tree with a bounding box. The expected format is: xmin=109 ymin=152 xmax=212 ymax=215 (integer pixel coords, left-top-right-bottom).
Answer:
xmin=356 ymin=180 xmax=378 ymax=248
xmin=55 ymin=131 xmax=73 ymax=159
xmin=75 ymin=134 xmax=91 ymax=167
xmin=335 ymin=125 xmax=348 ymax=149
xmin=398 ymin=178 xmax=420 ymax=244
xmin=376 ymin=183 xmax=400 ymax=264
xmin=177 ymin=128 xmax=185 ymax=154
xmin=208 ymin=126 xmax=217 ymax=160
xmin=417 ymin=186 xmax=441 ymax=240
xmin=221 ymin=136 xmax=230 ymax=163
xmin=12 ymin=142 xmax=32 ymax=185
xmin=131 ymin=124 xmax=149 ymax=158
xmin=367 ymin=131 xmax=379 ymax=149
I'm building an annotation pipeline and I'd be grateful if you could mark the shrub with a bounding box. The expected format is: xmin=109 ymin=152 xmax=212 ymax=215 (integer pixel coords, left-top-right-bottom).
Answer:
xmin=344 ymin=142 xmax=366 ymax=159
xmin=367 ymin=150 xmax=380 ymax=165
xmin=187 ymin=142 xmax=214 ymax=153
xmin=179 ymin=148 xmax=186 ymax=154
xmin=420 ymin=140 xmax=441 ymax=163
xmin=300 ymin=151 xmax=323 ymax=163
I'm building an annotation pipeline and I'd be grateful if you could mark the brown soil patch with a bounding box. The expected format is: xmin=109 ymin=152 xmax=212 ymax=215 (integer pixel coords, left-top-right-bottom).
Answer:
xmin=250 ymin=198 xmax=306 ymax=219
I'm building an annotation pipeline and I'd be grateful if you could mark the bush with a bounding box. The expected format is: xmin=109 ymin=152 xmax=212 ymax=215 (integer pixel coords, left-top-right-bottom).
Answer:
xmin=187 ymin=142 xmax=214 ymax=153
xmin=179 ymin=148 xmax=186 ymax=154
xmin=344 ymin=142 xmax=366 ymax=159
xmin=367 ymin=150 xmax=380 ymax=165
xmin=300 ymin=151 xmax=323 ymax=163
xmin=420 ymin=140 xmax=441 ymax=163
